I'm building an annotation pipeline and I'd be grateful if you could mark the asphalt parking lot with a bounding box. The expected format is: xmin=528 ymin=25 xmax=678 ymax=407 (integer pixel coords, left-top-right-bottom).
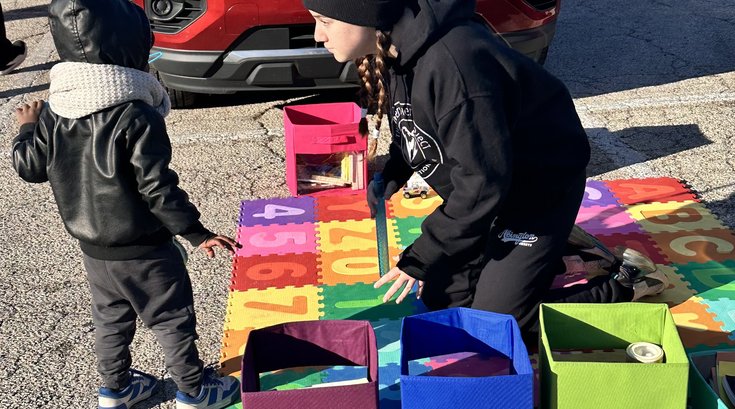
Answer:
xmin=0 ymin=0 xmax=733 ymax=407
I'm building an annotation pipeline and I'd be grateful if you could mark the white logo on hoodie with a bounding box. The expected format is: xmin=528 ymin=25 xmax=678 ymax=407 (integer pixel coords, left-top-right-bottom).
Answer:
xmin=498 ymin=229 xmax=538 ymax=247
xmin=391 ymin=102 xmax=444 ymax=178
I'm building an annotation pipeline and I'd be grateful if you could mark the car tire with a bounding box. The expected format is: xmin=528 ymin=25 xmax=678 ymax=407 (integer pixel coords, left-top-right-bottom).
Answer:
xmin=420 ymin=192 xmax=428 ymax=199
xmin=151 ymin=68 xmax=197 ymax=109
xmin=403 ymin=192 xmax=411 ymax=199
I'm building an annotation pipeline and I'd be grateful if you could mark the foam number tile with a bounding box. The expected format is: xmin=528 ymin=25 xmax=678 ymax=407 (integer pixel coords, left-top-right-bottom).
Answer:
xmin=574 ymin=204 xmax=643 ymax=235
xmin=394 ymin=216 xmax=424 ymax=249
xmin=236 ymin=223 xmax=317 ymax=257
xmin=225 ymin=285 xmax=322 ymax=330
xmin=605 ymin=177 xmax=698 ymax=205
xmin=317 ymin=219 xmax=400 ymax=252
xmin=651 ymin=230 xmax=735 ymax=264
xmin=597 ymin=232 xmax=669 ymax=264
xmin=230 ymin=253 xmax=319 ymax=291
xmin=239 ymin=197 xmax=316 ymax=227
xmin=377 ymin=363 xmax=404 ymax=409
xmin=220 ymin=328 xmax=254 ymax=376
xmin=625 ymin=201 xmax=726 ymax=233
xmin=389 ymin=193 xmax=443 ymax=219
xmin=376 ymin=362 xmax=434 ymax=409
xmin=315 ymin=193 xmax=372 ymax=222
xmin=670 ymin=299 xmax=734 ymax=349
xmin=318 ymin=247 xmax=402 ymax=286
xmin=320 ymin=283 xmax=426 ymax=321
xmin=674 ymin=260 xmax=735 ymax=300
xmin=371 ymin=318 xmax=403 ymax=364
xmin=581 ymin=180 xmax=620 ymax=207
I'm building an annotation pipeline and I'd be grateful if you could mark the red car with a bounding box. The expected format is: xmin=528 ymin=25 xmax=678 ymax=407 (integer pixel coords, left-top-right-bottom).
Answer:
xmin=132 ymin=0 xmax=559 ymax=107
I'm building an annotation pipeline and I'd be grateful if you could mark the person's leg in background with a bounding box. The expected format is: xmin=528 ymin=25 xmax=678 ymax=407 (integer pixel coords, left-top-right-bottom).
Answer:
xmin=0 ymin=3 xmax=27 ymax=75
xmin=84 ymin=255 xmax=159 ymax=409
xmin=104 ymin=242 xmax=204 ymax=397
xmin=111 ymin=240 xmax=240 ymax=408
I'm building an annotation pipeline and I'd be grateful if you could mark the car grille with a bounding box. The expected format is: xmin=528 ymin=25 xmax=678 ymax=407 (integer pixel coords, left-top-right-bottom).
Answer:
xmin=289 ymin=25 xmax=318 ymax=49
xmin=145 ymin=0 xmax=206 ymax=34
xmin=233 ymin=25 xmax=322 ymax=51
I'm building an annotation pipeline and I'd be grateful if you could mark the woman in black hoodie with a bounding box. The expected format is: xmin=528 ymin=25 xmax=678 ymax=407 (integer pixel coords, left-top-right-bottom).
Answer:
xmin=303 ymin=0 xmax=669 ymax=336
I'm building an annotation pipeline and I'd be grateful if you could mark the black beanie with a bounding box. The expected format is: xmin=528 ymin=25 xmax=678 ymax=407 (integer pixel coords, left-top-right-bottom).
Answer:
xmin=302 ymin=0 xmax=405 ymax=30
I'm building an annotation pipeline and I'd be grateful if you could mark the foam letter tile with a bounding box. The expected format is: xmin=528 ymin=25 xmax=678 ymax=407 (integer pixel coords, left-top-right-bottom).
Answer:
xmin=674 ymin=261 xmax=735 ymax=301
xmin=625 ymin=201 xmax=726 ymax=233
xmin=671 ymin=299 xmax=735 ymax=348
xmin=575 ymin=204 xmax=643 ymax=235
xmin=582 ymin=180 xmax=619 ymax=207
xmin=236 ymin=223 xmax=317 ymax=257
xmin=225 ymin=285 xmax=322 ymax=330
xmin=231 ymin=253 xmax=319 ymax=291
xmin=318 ymin=247 xmax=402 ymax=286
xmin=389 ymin=193 xmax=443 ymax=219
xmin=605 ymin=177 xmax=698 ymax=205
xmin=597 ymin=232 xmax=669 ymax=264
xmin=239 ymin=197 xmax=315 ymax=227
xmin=645 ymin=265 xmax=698 ymax=306
xmin=317 ymin=219 xmax=399 ymax=253
xmin=320 ymin=283 xmax=425 ymax=321
xmin=315 ymin=193 xmax=372 ymax=222
xmin=651 ymin=230 xmax=735 ymax=264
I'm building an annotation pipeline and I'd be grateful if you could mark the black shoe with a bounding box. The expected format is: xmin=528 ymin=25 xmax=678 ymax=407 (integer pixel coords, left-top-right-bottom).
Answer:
xmin=1 ymin=40 xmax=27 ymax=75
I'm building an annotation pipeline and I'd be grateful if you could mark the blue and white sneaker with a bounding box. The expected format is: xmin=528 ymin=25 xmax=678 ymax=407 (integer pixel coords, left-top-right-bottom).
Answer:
xmin=98 ymin=369 xmax=158 ymax=409
xmin=175 ymin=370 xmax=240 ymax=409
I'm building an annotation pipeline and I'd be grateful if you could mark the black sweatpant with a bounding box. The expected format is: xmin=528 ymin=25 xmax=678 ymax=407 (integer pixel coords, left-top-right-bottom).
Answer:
xmin=420 ymin=174 xmax=634 ymax=339
xmin=0 ymin=3 xmax=15 ymax=61
xmin=83 ymin=240 xmax=203 ymax=395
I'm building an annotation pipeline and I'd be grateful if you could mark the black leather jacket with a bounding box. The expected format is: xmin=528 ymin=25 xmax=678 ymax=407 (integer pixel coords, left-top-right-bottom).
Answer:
xmin=11 ymin=0 xmax=211 ymax=260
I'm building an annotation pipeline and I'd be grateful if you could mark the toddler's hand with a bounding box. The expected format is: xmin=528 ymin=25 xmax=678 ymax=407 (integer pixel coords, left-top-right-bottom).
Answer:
xmin=198 ymin=235 xmax=241 ymax=258
xmin=15 ymin=100 xmax=44 ymax=126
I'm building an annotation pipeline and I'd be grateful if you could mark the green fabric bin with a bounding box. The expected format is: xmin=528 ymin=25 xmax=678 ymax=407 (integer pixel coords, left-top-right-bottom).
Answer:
xmin=539 ymin=303 xmax=689 ymax=409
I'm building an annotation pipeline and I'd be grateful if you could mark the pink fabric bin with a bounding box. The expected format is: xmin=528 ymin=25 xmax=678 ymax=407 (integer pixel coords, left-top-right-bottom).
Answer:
xmin=284 ymin=102 xmax=368 ymax=197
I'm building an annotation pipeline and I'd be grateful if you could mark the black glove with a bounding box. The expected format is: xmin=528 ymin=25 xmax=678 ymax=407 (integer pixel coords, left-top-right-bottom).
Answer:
xmin=367 ymin=178 xmax=400 ymax=218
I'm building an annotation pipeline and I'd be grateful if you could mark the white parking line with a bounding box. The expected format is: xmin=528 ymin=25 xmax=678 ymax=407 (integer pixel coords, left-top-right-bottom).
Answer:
xmin=575 ymin=91 xmax=735 ymax=113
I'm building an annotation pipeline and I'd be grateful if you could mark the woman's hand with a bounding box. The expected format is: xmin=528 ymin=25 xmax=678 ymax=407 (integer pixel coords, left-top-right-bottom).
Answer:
xmin=374 ymin=266 xmax=424 ymax=304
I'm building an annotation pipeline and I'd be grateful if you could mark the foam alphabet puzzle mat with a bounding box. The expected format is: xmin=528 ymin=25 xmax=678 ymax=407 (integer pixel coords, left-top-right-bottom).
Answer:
xmin=221 ymin=178 xmax=735 ymax=408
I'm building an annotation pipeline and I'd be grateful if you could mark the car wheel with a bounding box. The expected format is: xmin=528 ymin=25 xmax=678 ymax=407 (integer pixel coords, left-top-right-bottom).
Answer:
xmin=151 ymin=68 xmax=197 ymax=109
xmin=403 ymin=192 xmax=411 ymax=199
xmin=420 ymin=192 xmax=428 ymax=199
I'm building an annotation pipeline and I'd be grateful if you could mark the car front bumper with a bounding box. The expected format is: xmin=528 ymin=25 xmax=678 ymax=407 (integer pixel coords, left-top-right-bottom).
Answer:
xmin=152 ymin=20 xmax=557 ymax=94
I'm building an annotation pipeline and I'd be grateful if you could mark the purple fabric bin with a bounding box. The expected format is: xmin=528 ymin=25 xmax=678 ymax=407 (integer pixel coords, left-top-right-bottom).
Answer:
xmin=241 ymin=320 xmax=379 ymax=409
